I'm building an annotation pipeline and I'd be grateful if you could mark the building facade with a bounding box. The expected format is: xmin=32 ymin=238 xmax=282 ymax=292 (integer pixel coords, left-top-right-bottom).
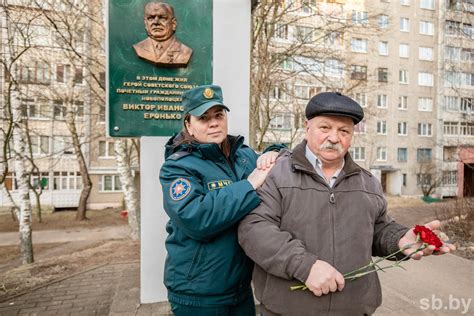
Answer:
xmin=256 ymin=0 xmax=473 ymax=197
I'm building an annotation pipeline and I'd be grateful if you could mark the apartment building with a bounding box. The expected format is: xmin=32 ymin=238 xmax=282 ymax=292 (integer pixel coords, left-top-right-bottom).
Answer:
xmin=257 ymin=0 xmax=473 ymax=197
xmin=0 ymin=0 xmax=124 ymax=210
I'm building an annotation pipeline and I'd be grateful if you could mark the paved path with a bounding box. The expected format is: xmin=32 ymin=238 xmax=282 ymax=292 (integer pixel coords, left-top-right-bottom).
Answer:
xmin=0 ymin=226 xmax=129 ymax=246
xmin=0 ymin=255 xmax=472 ymax=316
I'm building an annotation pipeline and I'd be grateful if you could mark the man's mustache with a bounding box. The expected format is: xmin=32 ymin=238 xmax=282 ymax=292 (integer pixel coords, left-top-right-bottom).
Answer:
xmin=319 ymin=142 xmax=343 ymax=153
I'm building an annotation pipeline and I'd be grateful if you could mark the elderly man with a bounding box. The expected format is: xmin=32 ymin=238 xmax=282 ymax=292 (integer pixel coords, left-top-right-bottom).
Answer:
xmin=133 ymin=1 xmax=192 ymax=67
xmin=238 ymin=92 xmax=455 ymax=315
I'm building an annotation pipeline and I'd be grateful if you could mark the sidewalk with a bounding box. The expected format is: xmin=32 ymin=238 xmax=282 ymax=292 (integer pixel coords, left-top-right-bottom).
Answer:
xmin=0 ymin=254 xmax=472 ymax=315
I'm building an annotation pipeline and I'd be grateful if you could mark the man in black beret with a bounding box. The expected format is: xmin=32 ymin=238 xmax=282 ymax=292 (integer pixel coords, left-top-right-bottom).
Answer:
xmin=238 ymin=92 xmax=455 ymax=315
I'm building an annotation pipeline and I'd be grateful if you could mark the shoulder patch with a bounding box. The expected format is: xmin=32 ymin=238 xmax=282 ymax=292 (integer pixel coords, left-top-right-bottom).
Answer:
xmin=167 ymin=151 xmax=190 ymax=161
xmin=207 ymin=179 xmax=233 ymax=190
xmin=170 ymin=178 xmax=191 ymax=201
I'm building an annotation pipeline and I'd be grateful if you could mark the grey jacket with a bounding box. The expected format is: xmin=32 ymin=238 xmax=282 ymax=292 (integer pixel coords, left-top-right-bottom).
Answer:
xmin=238 ymin=141 xmax=409 ymax=315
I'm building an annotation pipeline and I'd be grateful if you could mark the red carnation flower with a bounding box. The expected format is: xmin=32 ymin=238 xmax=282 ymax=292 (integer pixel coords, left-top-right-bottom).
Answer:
xmin=413 ymin=225 xmax=443 ymax=251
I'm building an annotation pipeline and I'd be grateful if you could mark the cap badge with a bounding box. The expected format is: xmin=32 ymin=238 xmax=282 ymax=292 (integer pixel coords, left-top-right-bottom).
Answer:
xmin=203 ymin=88 xmax=214 ymax=99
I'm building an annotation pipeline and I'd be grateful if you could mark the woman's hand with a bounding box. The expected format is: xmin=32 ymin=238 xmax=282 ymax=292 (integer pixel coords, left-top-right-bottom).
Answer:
xmin=256 ymin=151 xmax=279 ymax=170
xmin=247 ymin=165 xmax=274 ymax=189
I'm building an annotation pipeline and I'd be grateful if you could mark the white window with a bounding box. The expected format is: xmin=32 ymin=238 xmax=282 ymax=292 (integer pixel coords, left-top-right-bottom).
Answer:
xmin=398 ymin=148 xmax=408 ymax=162
xmin=377 ymin=147 xmax=387 ymax=161
xmin=272 ymin=86 xmax=288 ymax=101
xmin=418 ymin=72 xmax=434 ymax=86
xmin=274 ymin=23 xmax=289 ymax=40
xmin=418 ymin=123 xmax=432 ymax=136
xmin=398 ymin=122 xmax=407 ymax=135
xmin=31 ymin=25 xmax=51 ymax=46
xmin=351 ymin=38 xmax=368 ymax=53
xmin=377 ymin=94 xmax=388 ymax=108
xmin=295 ymin=25 xmax=314 ymax=42
xmin=420 ymin=0 xmax=434 ymax=10
xmin=418 ymin=98 xmax=433 ymax=111
xmin=419 ymin=21 xmax=434 ymax=35
xmin=445 ymin=96 xmax=459 ymax=111
xmin=31 ymin=135 xmax=50 ymax=155
xmin=294 ymin=85 xmax=311 ymax=99
xmin=53 ymin=171 xmax=82 ymax=190
xmin=352 ymin=11 xmax=368 ymax=25
xmin=445 ymin=46 xmax=461 ymax=61
xmin=419 ymin=47 xmax=434 ymax=61
xmin=462 ymin=49 xmax=474 ymax=62
xmin=99 ymin=140 xmax=115 ymax=158
xmin=400 ymin=0 xmax=410 ymax=5
xmin=377 ymin=121 xmax=387 ymax=134
xmin=378 ymin=41 xmax=389 ymax=56
xmin=444 ymin=71 xmax=460 ymax=87
xmin=279 ymin=58 xmax=294 ymax=71
xmin=399 ymin=43 xmax=409 ymax=58
xmin=324 ymin=59 xmax=344 ymax=78
xmin=399 ymin=70 xmax=409 ymax=84
xmin=270 ymin=113 xmax=292 ymax=130
xmin=293 ymin=56 xmax=322 ymax=75
xmin=100 ymin=175 xmax=122 ymax=192
xmin=53 ymin=136 xmax=74 ymax=155
xmin=350 ymin=147 xmax=366 ymax=161
xmin=378 ymin=15 xmax=389 ymax=28
xmin=443 ymin=171 xmax=457 ymax=186
xmin=461 ymin=98 xmax=473 ymax=113
xmin=354 ymin=120 xmax=366 ymax=134
xmin=398 ymin=96 xmax=408 ymax=109
xmin=400 ymin=18 xmax=410 ymax=32
xmin=354 ymin=93 xmax=367 ymax=107
xmin=460 ymin=122 xmax=474 ymax=136
xmin=417 ymin=148 xmax=432 ymax=161
xmin=444 ymin=122 xmax=459 ymax=135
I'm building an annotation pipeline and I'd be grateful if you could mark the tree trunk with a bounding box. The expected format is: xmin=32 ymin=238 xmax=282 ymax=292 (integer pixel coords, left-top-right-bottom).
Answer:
xmin=65 ymin=111 xmax=92 ymax=221
xmin=3 ymin=184 xmax=19 ymax=221
xmin=114 ymin=139 xmax=140 ymax=240
xmin=11 ymin=88 xmax=34 ymax=264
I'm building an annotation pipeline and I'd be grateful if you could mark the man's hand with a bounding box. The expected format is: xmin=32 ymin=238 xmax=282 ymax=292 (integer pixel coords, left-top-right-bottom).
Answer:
xmin=398 ymin=220 xmax=456 ymax=260
xmin=305 ymin=260 xmax=345 ymax=297
xmin=256 ymin=151 xmax=278 ymax=170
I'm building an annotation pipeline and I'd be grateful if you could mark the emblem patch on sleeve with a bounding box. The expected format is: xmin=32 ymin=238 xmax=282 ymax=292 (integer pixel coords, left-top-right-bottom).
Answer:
xmin=207 ymin=179 xmax=233 ymax=190
xmin=170 ymin=178 xmax=191 ymax=201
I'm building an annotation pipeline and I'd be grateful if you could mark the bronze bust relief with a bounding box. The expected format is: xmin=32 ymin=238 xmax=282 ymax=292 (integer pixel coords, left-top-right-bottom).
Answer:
xmin=133 ymin=1 xmax=192 ymax=67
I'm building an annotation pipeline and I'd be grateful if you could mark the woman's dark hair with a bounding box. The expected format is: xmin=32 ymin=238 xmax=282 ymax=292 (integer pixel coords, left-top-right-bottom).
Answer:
xmin=175 ymin=113 xmax=231 ymax=158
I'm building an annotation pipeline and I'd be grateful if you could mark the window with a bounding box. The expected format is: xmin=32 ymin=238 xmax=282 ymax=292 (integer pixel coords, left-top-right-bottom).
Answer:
xmin=399 ymin=43 xmax=409 ymax=58
xmin=294 ymin=85 xmax=311 ymax=99
xmin=460 ymin=122 xmax=474 ymax=136
xmin=272 ymin=87 xmax=287 ymax=101
xmin=420 ymin=0 xmax=435 ymax=9
xmin=100 ymin=175 xmax=122 ymax=192
xmin=443 ymin=146 xmax=458 ymax=162
xmin=15 ymin=63 xmax=50 ymax=84
xmin=400 ymin=0 xmax=410 ymax=5
xmin=462 ymin=48 xmax=474 ymax=62
xmin=377 ymin=121 xmax=387 ymax=134
xmin=377 ymin=147 xmax=387 ymax=161
xmin=352 ymin=11 xmax=368 ymax=24
xmin=398 ymin=122 xmax=407 ymax=135
xmin=53 ymin=171 xmax=82 ymax=190
xmin=399 ymin=70 xmax=409 ymax=84
xmin=418 ymin=98 xmax=433 ymax=111
xmin=31 ymin=135 xmax=50 ymax=155
xmin=274 ymin=23 xmax=289 ymax=40
xmin=443 ymin=121 xmax=459 ymax=135
xmin=351 ymin=38 xmax=368 ymax=53
xmin=21 ymin=98 xmax=48 ymax=118
xmin=445 ymin=96 xmax=459 ymax=111
xmin=324 ymin=59 xmax=343 ymax=77
xmin=418 ymin=72 xmax=434 ymax=86
xmin=403 ymin=173 xmax=407 ymax=186
xmin=350 ymin=147 xmax=366 ymax=161
xmin=74 ymin=67 xmax=83 ymax=84
xmin=56 ymin=64 xmax=70 ymax=83
xmin=354 ymin=93 xmax=367 ymax=107
xmin=325 ymin=31 xmax=343 ymax=46
xmin=419 ymin=21 xmax=434 ymax=35
xmin=53 ymin=100 xmax=67 ymax=119
xmin=377 ymin=94 xmax=388 ymax=108
xmin=443 ymin=171 xmax=457 ymax=186
xmin=31 ymin=172 xmax=50 ymax=190
xmin=445 ymin=46 xmax=461 ymax=61
xmin=397 ymin=148 xmax=408 ymax=161
xmin=53 ymin=136 xmax=74 ymax=155
xmin=399 ymin=96 xmax=408 ymax=109
xmin=417 ymin=174 xmax=432 ymax=186
xmin=461 ymin=98 xmax=473 ymax=113
xmin=400 ymin=18 xmax=410 ymax=32
xmin=270 ymin=113 xmax=292 ymax=130
xmin=351 ymin=65 xmax=367 ymax=80
xmin=293 ymin=56 xmax=322 ymax=75
xmin=99 ymin=105 xmax=106 ymax=122
xmin=417 ymin=148 xmax=432 ymax=161
xmin=378 ymin=15 xmax=389 ymax=28
xmin=418 ymin=123 xmax=432 ymax=136
xmin=354 ymin=120 xmax=366 ymax=134
xmin=99 ymin=140 xmax=115 ymax=158
xmin=378 ymin=68 xmax=388 ymax=82
xmin=445 ymin=20 xmax=473 ymax=39
xmin=419 ymin=47 xmax=434 ymax=60
xmin=295 ymin=25 xmax=313 ymax=42
xmin=280 ymin=58 xmax=294 ymax=71
xmin=378 ymin=41 xmax=389 ymax=56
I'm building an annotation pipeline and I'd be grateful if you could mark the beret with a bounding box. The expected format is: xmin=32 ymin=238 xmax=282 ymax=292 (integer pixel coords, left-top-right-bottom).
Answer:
xmin=305 ymin=92 xmax=364 ymax=124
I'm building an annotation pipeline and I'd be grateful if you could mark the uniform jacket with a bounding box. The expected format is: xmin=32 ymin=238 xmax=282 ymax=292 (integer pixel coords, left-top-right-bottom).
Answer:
xmin=160 ymin=133 xmax=282 ymax=307
xmin=238 ymin=140 xmax=409 ymax=316
xmin=133 ymin=36 xmax=192 ymax=67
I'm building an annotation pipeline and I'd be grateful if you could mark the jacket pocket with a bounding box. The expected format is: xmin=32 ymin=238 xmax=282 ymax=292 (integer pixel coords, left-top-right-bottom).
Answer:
xmin=186 ymin=244 xmax=203 ymax=280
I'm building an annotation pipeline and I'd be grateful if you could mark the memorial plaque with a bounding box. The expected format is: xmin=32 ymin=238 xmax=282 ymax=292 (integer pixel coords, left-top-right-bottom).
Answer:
xmin=108 ymin=0 xmax=212 ymax=137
